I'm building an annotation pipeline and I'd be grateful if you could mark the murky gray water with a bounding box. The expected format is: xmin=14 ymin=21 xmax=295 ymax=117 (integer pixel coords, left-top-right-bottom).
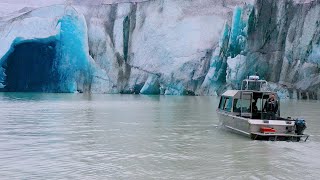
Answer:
xmin=0 ymin=93 xmax=319 ymax=179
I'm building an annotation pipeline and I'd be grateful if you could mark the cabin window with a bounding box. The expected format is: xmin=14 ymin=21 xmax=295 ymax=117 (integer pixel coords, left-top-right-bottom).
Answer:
xmin=224 ymin=98 xmax=233 ymax=112
xmin=255 ymin=98 xmax=263 ymax=111
xmin=219 ymin=96 xmax=232 ymax=112
xmin=248 ymin=81 xmax=261 ymax=91
xmin=233 ymin=99 xmax=252 ymax=113
xmin=233 ymin=99 xmax=240 ymax=112
xmin=240 ymin=99 xmax=252 ymax=113
xmin=219 ymin=97 xmax=226 ymax=110
xmin=262 ymin=94 xmax=270 ymax=110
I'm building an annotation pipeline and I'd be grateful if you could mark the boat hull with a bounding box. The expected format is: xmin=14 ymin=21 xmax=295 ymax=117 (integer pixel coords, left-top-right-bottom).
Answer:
xmin=217 ymin=111 xmax=309 ymax=141
xmin=217 ymin=111 xmax=251 ymax=136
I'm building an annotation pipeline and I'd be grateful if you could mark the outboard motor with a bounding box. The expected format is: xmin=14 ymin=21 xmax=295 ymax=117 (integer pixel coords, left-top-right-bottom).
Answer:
xmin=295 ymin=118 xmax=306 ymax=135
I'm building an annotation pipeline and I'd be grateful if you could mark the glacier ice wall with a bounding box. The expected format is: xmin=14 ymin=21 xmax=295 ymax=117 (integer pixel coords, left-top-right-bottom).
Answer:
xmin=0 ymin=6 xmax=94 ymax=92
xmin=245 ymin=0 xmax=320 ymax=99
xmin=82 ymin=0 xmax=240 ymax=95
xmin=55 ymin=8 xmax=93 ymax=92
xmin=0 ymin=0 xmax=320 ymax=99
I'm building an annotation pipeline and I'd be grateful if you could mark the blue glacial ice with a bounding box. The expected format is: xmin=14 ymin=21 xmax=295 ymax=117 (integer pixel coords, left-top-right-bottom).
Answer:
xmin=55 ymin=8 xmax=93 ymax=92
xmin=140 ymin=75 xmax=160 ymax=95
xmin=0 ymin=7 xmax=93 ymax=92
xmin=0 ymin=37 xmax=58 ymax=92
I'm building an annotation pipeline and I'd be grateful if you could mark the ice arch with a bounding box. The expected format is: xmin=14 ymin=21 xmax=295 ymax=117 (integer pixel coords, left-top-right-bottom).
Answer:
xmin=0 ymin=8 xmax=94 ymax=93
xmin=0 ymin=38 xmax=60 ymax=92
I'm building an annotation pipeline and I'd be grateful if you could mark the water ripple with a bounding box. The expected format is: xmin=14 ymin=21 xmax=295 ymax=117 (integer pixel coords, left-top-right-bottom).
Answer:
xmin=0 ymin=93 xmax=319 ymax=179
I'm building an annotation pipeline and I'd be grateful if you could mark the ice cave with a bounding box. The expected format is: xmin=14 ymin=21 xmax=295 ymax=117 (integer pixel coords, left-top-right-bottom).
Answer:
xmin=0 ymin=38 xmax=59 ymax=92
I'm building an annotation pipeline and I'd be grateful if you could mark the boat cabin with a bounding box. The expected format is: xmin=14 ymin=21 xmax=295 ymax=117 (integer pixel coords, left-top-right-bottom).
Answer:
xmin=218 ymin=77 xmax=280 ymax=120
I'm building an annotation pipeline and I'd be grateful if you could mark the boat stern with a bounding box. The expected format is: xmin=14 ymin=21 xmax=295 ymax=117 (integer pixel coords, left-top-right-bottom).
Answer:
xmin=248 ymin=119 xmax=309 ymax=141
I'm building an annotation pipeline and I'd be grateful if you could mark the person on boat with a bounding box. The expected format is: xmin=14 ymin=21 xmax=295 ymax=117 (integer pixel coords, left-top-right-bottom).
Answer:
xmin=263 ymin=93 xmax=278 ymax=119
xmin=252 ymin=101 xmax=258 ymax=113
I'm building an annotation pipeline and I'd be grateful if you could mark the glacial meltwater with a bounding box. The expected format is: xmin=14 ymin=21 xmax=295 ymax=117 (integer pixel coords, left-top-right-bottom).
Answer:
xmin=0 ymin=93 xmax=320 ymax=179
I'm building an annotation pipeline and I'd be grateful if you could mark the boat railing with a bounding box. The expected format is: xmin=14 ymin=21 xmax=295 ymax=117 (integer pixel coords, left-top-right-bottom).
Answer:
xmin=241 ymin=76 xmax=268 ymax=91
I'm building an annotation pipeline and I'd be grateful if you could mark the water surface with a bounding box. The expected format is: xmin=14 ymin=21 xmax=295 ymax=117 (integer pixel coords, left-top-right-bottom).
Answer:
xmin=0 ymin=93 xmax=319 ymax=179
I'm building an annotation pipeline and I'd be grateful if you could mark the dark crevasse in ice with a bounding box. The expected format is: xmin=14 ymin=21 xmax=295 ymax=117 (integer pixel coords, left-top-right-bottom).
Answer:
xmin=1 ymin=39 xmax=60 ymax=92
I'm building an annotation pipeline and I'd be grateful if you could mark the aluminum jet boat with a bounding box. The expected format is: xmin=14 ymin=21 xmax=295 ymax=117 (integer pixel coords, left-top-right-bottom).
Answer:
xmin=217 ymin=76 xmax=309 ymax=141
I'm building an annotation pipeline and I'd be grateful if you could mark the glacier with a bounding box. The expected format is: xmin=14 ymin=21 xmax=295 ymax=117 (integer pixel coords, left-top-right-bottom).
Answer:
xmin=0 ymin=0 xmax=320 ymax=99
xmin=0 ymin=6 xmax=94 ymax=92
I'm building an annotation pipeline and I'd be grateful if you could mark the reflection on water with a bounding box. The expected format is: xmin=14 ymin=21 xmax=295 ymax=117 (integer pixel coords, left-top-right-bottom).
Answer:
xmin=0 ymin=93 xmax=319 ymax=179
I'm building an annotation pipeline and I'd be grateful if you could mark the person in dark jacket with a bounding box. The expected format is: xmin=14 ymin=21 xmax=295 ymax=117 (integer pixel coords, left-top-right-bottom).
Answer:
xmin=263 ymin=93 xmax=278 ymax=119
xmin=252 ymin=101 xmax=258 ymax=113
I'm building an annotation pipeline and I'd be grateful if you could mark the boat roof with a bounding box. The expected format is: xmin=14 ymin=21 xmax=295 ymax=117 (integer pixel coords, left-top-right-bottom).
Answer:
xmin=221 ymin=90 xmax=238 ymax=97
xmin=221 ymin=76 xmax=275 ymax=98
xmin=221 ymin=90 xmax=274 ymax=98
xmin=243 ymin=79 xmax=267 ymax=83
